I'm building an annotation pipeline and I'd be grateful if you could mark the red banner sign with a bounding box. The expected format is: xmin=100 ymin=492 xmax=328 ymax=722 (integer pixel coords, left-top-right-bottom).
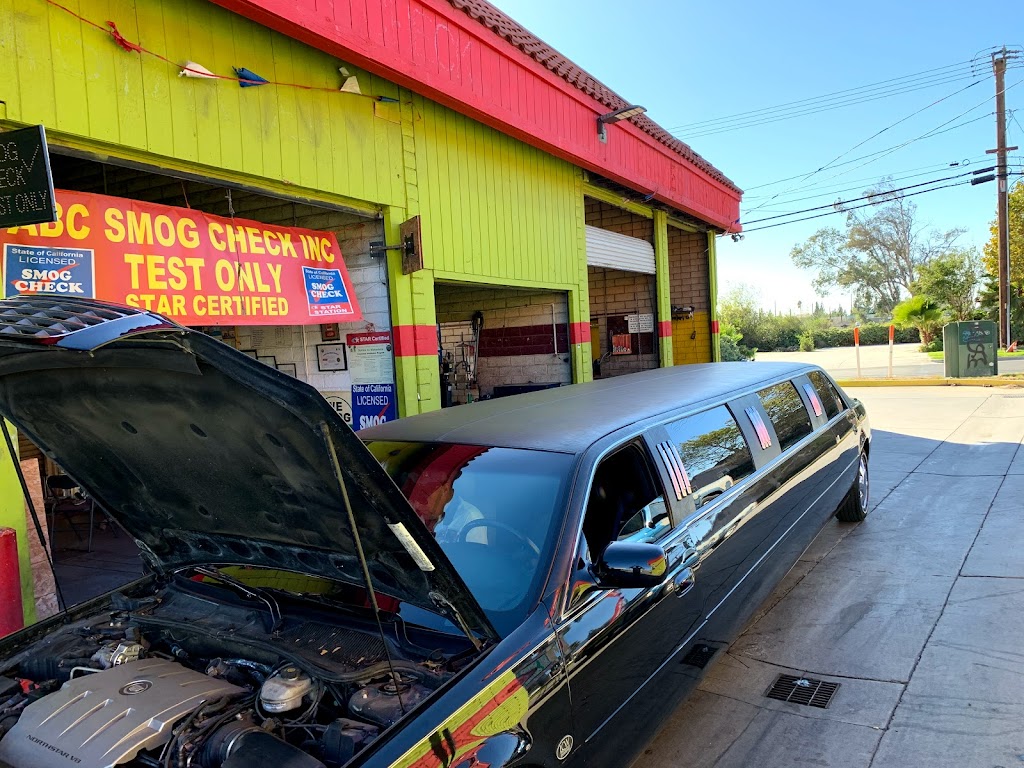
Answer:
xmin=0 ymin=190 xmax=362 ymax=326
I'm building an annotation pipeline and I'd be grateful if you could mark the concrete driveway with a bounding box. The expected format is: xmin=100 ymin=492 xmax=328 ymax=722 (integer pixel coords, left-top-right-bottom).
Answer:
xmin=755 ymin=343 xmax=1024 ymax=378
xmin=641 ymin=386 xmax=1024 ymax=768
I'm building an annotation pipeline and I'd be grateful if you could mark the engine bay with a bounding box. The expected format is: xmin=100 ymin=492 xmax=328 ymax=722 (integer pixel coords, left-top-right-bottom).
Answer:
xmin=0 ymin=574 xmax=473 ymax=768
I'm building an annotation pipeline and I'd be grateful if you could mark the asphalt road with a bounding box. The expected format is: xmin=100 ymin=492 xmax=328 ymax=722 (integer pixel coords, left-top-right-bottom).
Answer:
xmin=640 ymin=386 xmax=1024 ymax=768
xmin=755 ymin=342 xmax=1024 ymax=378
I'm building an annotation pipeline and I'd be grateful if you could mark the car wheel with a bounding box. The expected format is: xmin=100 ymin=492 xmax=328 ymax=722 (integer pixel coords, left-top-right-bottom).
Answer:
xmin=835 ymin=451 xmax=869 ymax=523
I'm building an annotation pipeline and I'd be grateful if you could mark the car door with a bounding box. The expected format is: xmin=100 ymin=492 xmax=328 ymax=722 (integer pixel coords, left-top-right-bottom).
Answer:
xmin=556 ymin=436 xmax=706 ymax=766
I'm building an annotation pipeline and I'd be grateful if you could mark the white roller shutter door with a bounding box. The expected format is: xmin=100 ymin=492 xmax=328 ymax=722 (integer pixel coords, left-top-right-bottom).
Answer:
xmin=585 ymin=225 xmax=656 ymax=274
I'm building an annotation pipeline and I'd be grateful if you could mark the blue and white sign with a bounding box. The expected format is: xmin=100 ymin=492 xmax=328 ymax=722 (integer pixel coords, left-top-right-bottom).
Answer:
xmin=303 ymin=266 xmax=356 ymax=318
xmin=4 ymin=243 xmax=94 ymax=298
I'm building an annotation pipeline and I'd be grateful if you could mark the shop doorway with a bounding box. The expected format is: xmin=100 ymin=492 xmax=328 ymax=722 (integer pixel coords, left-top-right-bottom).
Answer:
xmin=434 ymin=282 xmax=571 ymax=406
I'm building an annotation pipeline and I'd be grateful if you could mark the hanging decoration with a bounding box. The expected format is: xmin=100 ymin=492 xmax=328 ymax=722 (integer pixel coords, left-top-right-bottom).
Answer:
xmin=179 ymin=61 xmax=216 ymax=79
xmin=234 ymin=67 xmax=269 ymax=87
xmin=44 ymin=0 xmax=402 ymax=103
xmin=339 ymin=67 xmax=362 ymax=95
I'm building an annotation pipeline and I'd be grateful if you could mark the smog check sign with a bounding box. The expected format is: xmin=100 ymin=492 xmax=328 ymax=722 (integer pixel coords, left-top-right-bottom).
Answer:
xmin=3 ymin=244 xmax=95 ymax=298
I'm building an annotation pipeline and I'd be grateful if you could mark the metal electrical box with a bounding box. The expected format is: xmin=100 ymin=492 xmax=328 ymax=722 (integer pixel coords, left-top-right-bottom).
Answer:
xmin=943 ymin=321 xmax=998 ymax=378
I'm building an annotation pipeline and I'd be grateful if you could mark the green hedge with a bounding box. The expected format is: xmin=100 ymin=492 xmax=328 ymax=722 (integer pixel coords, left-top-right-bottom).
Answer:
xmin=812 ymin=323 xmax=918 ymax=348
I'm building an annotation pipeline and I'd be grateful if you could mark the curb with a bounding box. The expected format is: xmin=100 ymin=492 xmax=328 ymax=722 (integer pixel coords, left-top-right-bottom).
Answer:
xmin=835 ymin=377 xmax=1024 ymax=388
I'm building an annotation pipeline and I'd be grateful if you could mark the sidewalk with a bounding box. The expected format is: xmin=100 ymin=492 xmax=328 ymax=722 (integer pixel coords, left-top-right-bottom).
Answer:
xmin=642 ymin=386 xmax=1024 ymax=768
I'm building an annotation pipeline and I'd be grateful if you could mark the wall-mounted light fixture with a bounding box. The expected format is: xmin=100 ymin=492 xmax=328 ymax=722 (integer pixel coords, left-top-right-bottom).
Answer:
xmin=672 ymin=305 xmax=694 ymax=320
xmin=731 ymin=233 xmax=745 ymax=242
xmin=597 ymin=104 xmax=646 ymax=143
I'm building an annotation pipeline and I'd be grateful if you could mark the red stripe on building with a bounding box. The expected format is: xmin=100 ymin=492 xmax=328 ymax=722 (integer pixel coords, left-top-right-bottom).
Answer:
xmin=569 ymin=321 xmax=591 ymax=345
xmin=210 ymin=0 xmax=741 ymax=230
xmin=658 ymin=320 xmax=672 ymax=338
xmin=711 ymin=320 xmax=720 ymax=334
xmin=392 ymin=324 xmax=438 ymax=357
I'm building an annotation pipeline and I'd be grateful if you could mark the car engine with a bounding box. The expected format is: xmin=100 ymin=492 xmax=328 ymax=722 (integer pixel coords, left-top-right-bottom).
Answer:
xmin=0 ymin=580 xmax=464 ymax=768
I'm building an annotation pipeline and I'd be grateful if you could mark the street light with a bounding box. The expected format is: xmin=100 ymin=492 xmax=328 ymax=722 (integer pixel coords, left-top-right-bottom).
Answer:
xmin=597 ymin=105 xmax=646 ymax=143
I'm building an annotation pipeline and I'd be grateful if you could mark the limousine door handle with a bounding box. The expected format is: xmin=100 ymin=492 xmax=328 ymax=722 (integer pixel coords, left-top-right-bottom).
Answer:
xmin=673 ymin=567 xmax=696 ymax=595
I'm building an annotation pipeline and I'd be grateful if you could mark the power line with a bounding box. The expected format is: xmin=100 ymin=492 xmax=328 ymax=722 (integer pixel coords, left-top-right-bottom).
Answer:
xmin=802 ymin=76 xmax=1024 ymax=189
xmin=668 ymin=58 xmax=982 ymax=132
xmin=742 ymin=79 xmax=988 ymax=217
xmin=744 ymin=117 xmax=995 ymax=192
xmin=740 ymin=178 xmax=1004 ymax=233
xmin=742 ymin=157 xmax=992 ymax=204
xmin=743 ymin=167 xmax=994 ymax=225
xmin=676 ymin=72 xmax=985 ymax=139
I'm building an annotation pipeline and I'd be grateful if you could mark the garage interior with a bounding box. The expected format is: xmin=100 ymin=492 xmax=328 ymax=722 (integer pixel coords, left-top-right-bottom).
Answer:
xmin=13 ymin=153 xmax=388 ymax=616
xmin=434 ymin=282 xmax=571 ymax=406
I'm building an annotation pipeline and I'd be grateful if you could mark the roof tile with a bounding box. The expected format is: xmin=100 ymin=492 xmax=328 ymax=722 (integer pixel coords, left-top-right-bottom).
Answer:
xmin=447 ymin=0 xmax=739 ymax=192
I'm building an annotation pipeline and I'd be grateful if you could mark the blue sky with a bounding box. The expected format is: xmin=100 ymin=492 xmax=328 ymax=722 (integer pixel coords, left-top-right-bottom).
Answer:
xmin=493 ymin=0 xmax=1024 ymax=312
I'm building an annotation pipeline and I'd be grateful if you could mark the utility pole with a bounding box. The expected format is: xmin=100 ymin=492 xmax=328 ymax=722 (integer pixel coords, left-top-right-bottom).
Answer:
xmin=989 ymin=47 xmax=1020 ymax=348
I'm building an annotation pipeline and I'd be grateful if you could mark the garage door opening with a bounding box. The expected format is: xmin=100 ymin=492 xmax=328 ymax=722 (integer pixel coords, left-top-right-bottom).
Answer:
xmin=6 ymin=153 xmax=385 ymax=621
xmin=585 ymin=199 xmax=659 ymax=379
xmin=435 ymin=283 xmax=571 ymax=406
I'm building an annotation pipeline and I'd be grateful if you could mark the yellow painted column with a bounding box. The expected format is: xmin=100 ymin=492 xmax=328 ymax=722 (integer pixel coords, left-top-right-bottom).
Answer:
xmin=383 ymin=206 xmax=441 ymax=417
xmin=654 ymin=211 xmax=673 ymax=366
xmin=570 ymin=173 xmax=593 ymax=383
xmin=708 ymin=232 xmax=721 ymax=362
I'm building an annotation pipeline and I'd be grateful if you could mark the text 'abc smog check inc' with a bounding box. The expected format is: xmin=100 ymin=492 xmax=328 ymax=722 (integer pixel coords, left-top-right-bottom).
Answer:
xmin=1 ymin=189 xmax=362 ymax=326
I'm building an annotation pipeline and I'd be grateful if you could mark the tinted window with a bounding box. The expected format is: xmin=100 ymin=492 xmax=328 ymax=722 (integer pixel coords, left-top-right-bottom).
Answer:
xmin=808 ymin=370 xmax=844 ymax=419
xmin=364 ymin=441 xmax=573 ymax=635
xmin=583 ymin=444 xmax=668 ymax=555
xmin=757 ymin=382 xmax=814 ymax=451
xmin=666 ymin=406 xmax=754 ymax=509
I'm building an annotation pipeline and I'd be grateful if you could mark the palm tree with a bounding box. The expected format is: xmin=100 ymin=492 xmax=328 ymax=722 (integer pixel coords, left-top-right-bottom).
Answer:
xmin=892 ymin=296 xmax=943 ymax=346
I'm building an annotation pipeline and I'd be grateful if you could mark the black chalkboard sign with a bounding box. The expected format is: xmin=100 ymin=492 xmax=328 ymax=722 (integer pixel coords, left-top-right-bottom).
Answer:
xmin=0 ymin=126 xmax=57 ymax=228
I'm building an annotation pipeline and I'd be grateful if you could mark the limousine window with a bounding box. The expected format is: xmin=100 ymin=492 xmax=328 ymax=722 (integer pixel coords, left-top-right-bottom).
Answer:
xmin=584 ymin=444 xmax=668 ymax=553
xmin=808 ymin=370 xmax=844 ymax=418
xmin=665 ymin=405 xmax=754 ymax=510
xmin=757 ymin=381 xmax=814 ymax=451
xmin=363 ymin=441 xmax=573 ymax=634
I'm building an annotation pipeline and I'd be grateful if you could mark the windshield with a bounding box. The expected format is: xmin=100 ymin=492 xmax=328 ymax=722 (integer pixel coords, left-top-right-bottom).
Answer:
xmin=364 ymin=441 xmax=574 ymax=636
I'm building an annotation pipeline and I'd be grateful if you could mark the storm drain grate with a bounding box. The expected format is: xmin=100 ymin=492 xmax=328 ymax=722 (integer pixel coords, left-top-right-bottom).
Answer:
xmin=765 ymin=674 xmax=839 ymax=708
xmin=681 ymin=644 xmax=717 ymax=669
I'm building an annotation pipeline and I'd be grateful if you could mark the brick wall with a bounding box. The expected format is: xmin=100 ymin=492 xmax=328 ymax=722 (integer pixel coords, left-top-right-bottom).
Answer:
xmin=436 ymin=284 xmax=571 ymax=399
xmin=585 ymin=199 xmax=655 ymax=242
xmin=669 ymin=229 xmax=712 ymax=365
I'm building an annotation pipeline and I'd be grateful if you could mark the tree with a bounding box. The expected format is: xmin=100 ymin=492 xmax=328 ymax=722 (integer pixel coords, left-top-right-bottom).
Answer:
xmin=892 ymin=295 xmax=943 ymax=346
xmin=981 ymin=180 xmax=1024 ymax=339
xmin=791 ymin=181 xmax=965 ymax=314
xmin=911 ymin=248 xmax=981 ymax=321
xmin=981 ymin=179 xmax=1024 ymax=286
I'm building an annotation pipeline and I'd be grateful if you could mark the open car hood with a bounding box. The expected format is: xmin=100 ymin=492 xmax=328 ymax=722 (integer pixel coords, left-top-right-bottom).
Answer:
xmin=0 ymin=297 xmax=498 ymax=644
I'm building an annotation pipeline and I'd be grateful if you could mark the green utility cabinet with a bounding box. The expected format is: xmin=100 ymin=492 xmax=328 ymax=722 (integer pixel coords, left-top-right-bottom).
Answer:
xmin=943 ymin=321 xmax=998 ymax=378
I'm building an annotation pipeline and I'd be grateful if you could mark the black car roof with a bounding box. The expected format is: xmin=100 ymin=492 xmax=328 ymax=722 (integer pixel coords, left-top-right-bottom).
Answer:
xmin=358 ymin=362 xmax=820 ymax=453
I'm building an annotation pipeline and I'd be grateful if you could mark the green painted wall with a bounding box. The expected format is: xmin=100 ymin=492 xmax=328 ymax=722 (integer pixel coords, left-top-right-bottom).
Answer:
xmin=411 ymin=96 xmax=583 ymax=289
xmin=0 ymin=0 xmax=405 ymax=211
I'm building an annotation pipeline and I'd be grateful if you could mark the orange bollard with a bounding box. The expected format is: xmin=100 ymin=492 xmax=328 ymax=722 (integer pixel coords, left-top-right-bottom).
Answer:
xmin=0 ymin=528 xmax=24 ymax=636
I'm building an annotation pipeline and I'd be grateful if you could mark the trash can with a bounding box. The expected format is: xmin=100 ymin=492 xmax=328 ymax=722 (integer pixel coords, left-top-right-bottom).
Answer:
xmin=943 ymin=321 xmax=998 ymax=377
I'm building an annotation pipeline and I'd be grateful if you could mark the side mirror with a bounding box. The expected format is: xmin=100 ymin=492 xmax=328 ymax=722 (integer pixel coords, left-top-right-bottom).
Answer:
xmin=594 ymin=541 xmax=668 ymax=589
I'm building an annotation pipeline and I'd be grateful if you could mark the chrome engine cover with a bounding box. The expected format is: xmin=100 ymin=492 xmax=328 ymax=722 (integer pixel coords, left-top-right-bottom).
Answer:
xmin=0 ymin=658 xmax=244 ymax=768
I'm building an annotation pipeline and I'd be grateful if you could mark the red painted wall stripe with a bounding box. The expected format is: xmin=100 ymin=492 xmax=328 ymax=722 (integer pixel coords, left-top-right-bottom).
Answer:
xmin=210 ymin=0 xmax=741 ymax=230
xmin=711 ymin=320 xmax=720 ymax=334
xmin=392 ymin=324 xmax=438 ymax=357
xmin=569 ymin=321 xmax=591 ymax=345
xmin=658 ymin=320 xmax=672 ymax=338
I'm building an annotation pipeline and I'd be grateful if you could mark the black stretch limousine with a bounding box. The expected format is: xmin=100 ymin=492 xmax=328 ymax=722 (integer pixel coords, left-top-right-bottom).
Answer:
xmin=0 ymin=297 xmax=868 ymax=768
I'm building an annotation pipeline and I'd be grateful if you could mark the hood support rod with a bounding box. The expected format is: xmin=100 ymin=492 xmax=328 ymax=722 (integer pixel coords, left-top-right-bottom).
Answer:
xmin=320 ymin=422 xmax=405 ymax=716
xmin=0 ymin=420 xmax=66 ymax=613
